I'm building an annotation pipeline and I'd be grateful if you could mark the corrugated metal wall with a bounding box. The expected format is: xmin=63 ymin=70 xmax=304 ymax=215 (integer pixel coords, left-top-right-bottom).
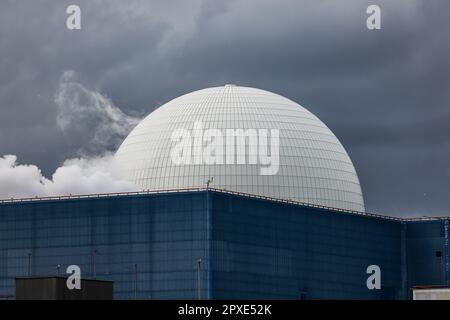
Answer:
xmin=0 ymin=190 xmax=447 ymax=299
xmin=0 ymin=192 xmax=209 ymax=299
xmin=211 ymin=192 xmax=404 ymax=299
xmin=406 ymin=220 xmax=449 ymax=298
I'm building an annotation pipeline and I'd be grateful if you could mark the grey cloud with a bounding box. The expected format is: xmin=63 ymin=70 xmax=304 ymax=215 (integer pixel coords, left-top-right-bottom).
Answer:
xmin=0 ymin=0 xmax=449 ymax=216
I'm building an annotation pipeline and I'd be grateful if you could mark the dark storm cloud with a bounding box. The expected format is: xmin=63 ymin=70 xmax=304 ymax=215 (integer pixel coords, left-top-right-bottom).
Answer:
xmin=0 ymin=0 xmax=449 ymax=216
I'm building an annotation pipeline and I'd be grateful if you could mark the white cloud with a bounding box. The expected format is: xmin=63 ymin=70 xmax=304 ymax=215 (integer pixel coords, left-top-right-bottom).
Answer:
xmin=0 ymin=70 xmax=142 ymax=199
xmin=0 ymin=154 xmax=136 ymax=199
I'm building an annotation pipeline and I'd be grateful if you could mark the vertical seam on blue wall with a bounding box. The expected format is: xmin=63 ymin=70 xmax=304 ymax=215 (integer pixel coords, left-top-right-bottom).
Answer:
xmin=90 ymin=202 xmax=95 ymax=279
xmin=401 ymin=222 xmax=407 ymax=300
xmin=206 ymin=190 xmax=213 ymax=299
xmin=32 ymin=205 xmax=36 ymax=277
xmin=444 ymin=220 xmax=449 ymax=286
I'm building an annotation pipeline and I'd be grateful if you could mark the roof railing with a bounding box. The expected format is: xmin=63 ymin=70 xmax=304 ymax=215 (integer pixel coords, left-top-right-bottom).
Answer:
xmin=0 ymin=187 xmax=447 ymax=222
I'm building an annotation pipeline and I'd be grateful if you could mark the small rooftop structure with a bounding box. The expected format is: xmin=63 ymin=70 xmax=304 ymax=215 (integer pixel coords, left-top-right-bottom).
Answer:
xmin=15 ymin=277 xmax=113 ymax=300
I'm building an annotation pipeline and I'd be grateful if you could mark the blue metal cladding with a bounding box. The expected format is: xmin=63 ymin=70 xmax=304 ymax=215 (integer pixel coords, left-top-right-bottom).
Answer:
xmin=405 ymin=219 xmax=450 ymax=296
xmin=0 ymin=190 xmax=448 ymax=299
xmin=0 ymin=192 xmax=209 ymax=299
xmin=210 ymin=192 xmax=404 ymax=299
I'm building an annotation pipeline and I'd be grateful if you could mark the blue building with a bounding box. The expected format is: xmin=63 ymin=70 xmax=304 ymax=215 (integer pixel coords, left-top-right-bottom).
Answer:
xmin=0 ymin=188 xmax=448 ymax=299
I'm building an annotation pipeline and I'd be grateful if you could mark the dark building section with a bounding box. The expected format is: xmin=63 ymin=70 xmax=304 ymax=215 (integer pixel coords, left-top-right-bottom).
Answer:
xmin=0 ymin=191 xmax=209 ymax=299
xmin=406 ymin=220 xmax=450 ymax=297
xmin=15 ymin=277 xmax=113 ymax=300
xmin=210 ymin=192 xmax=404 ymax=299
xmin=0 ymin=189 xmax=448 ymax=299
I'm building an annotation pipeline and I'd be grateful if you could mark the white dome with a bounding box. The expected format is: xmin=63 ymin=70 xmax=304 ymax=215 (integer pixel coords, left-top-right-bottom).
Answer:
xmin=114 ymin=85 xmax=365 ymax=212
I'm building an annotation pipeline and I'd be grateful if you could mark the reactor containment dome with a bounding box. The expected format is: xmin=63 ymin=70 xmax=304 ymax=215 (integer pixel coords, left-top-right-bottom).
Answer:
xmin=114 ymin=85 xmax=365 ymax=212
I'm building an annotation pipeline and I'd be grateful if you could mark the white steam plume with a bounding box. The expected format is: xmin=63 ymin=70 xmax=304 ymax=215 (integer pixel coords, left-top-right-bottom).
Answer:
xmin=0 ymin=70 xmax=142 ymax=199
xmin=55 ymin=70 xmax=141 ymax=155
xmin=0 ymin=154 xmax=136 ymax=199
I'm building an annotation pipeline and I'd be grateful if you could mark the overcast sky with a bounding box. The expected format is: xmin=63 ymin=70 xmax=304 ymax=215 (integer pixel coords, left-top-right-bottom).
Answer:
xmin=0 ymin=0 xmax=449 ymax=217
